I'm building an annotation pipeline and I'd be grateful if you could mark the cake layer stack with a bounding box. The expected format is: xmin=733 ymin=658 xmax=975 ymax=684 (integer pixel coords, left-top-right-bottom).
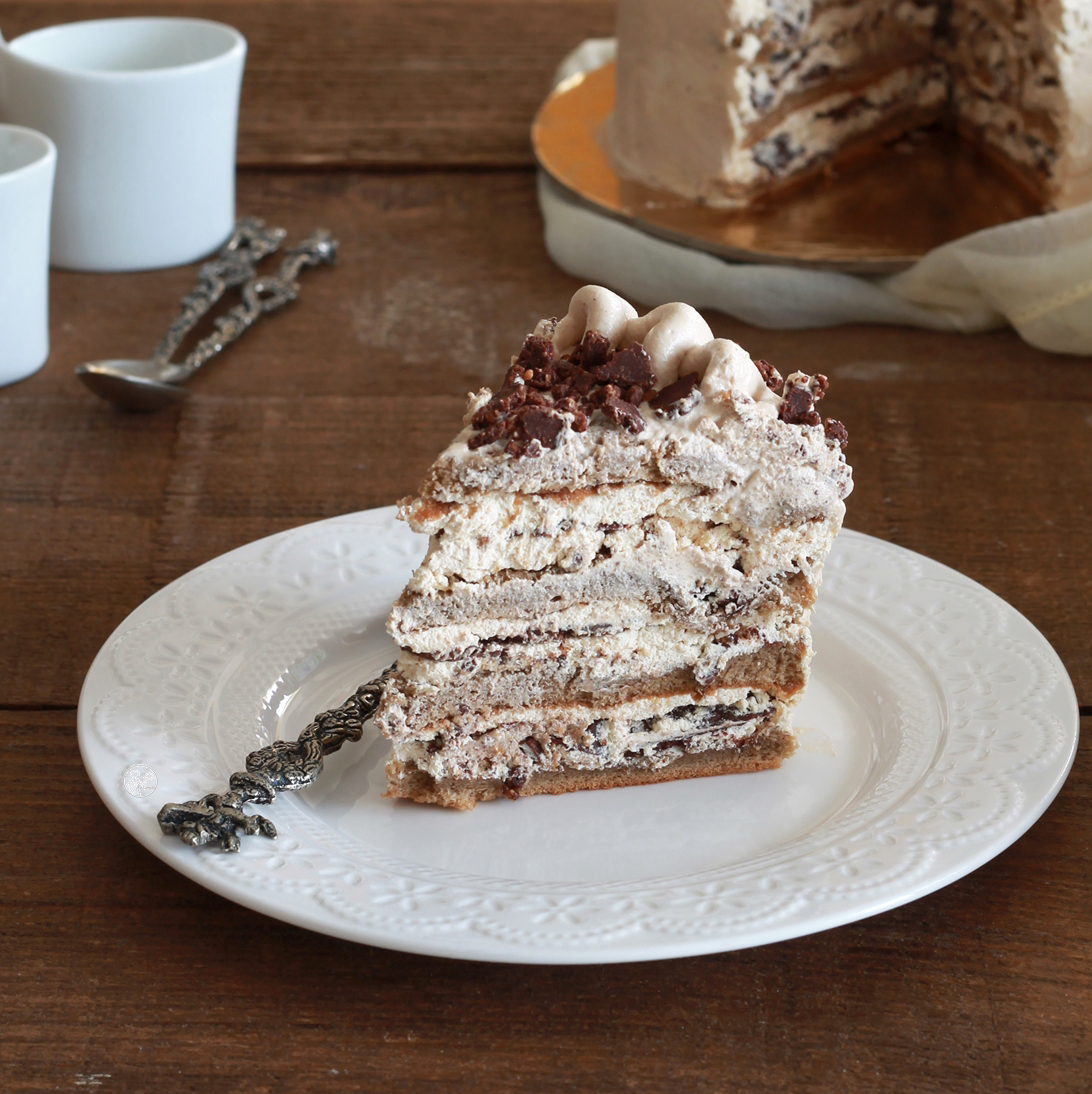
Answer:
xmin=375 ymin=286 xmax=853 ymax=809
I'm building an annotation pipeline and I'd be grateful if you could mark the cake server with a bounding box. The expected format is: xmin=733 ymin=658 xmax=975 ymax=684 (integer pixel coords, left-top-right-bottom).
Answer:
xmin=75 ymin=220 xmax=338 ymax=411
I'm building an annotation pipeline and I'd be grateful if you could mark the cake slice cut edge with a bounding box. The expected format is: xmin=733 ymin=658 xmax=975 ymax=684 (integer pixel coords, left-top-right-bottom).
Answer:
xmin=386 ymin=728 xmax=798 ymax=811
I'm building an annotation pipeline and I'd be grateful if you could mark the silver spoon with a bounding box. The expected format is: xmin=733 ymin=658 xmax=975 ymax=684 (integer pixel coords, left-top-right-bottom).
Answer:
xmin=76 ymin=222 xmax=338 ymax=412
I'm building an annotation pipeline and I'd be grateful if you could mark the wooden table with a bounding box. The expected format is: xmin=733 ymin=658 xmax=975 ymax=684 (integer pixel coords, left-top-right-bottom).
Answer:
xmin=2 ymin=3 xmax=1089 ymax=1089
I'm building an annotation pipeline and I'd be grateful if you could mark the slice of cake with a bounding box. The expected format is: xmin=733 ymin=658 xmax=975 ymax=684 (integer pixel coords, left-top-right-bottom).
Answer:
xmin=606 ymin=0 xmax=1092 ymax=210
xmin=375 ymin=286 xmax=852 ymax=809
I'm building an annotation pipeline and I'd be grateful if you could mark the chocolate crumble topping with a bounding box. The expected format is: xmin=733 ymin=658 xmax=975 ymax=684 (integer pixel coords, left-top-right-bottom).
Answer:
xmin=565 ymin=329 xmax=612 ymax=372
xmin=599 ymin=393 xmax=646 ymax=434
xmin=649 ymin=372 xmax=702 ymax=418
xmin=754 ymin=358 xmax=784 ymax=394
xmin=778 ymin=371 xmax=829 ymax=428
xmin=824 ymin=418 xmax=849 ymax=449
xmin=594 ymin=342 xmax=657 ymax=391
xmin=469 ymin=336 xmax=847 ymax=458
xmin=516 ymin=406 xmax=566 ymax=449
xmin=469 ymin=330 xmax=657 ymax=456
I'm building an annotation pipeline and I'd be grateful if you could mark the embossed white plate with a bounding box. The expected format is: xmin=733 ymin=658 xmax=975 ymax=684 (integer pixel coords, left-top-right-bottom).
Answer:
xmin=78 ymin=509 xmax=1078 ymax=963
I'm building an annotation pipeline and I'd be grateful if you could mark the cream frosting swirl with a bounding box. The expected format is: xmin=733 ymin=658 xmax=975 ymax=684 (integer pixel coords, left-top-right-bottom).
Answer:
xmin=536 ymin=285 xmax=779 ymax=405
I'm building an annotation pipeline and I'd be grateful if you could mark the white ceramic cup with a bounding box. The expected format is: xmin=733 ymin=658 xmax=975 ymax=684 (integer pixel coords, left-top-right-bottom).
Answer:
xmin=0 ymin=17 xmax=245 ymax=271
xmin=0 ymin=124 xmax=55 ymax=385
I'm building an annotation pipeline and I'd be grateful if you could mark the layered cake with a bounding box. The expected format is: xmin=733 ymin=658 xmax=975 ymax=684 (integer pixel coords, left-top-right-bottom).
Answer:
xmin=607 ymin=0 xmax=1092 ymax=209
xmin=374 ymin=286 xmax=852 ymax=809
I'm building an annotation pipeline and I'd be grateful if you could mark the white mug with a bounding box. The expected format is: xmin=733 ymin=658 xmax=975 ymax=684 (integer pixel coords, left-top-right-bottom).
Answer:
xmin=0 ymin=17 xmax=245 ymax=271
xmin=0 ymin=124 xmax=55 ymax=385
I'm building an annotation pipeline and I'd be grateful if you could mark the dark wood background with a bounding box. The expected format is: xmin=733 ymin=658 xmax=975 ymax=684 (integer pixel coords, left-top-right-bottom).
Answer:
xmin=1 ymin=2 xmax=1089 ymax=1090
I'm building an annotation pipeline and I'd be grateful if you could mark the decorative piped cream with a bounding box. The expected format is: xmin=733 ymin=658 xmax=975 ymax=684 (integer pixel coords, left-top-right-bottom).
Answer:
xmin=544 ymin=285 xmax=776 ymax=401
xmin=540 ymin=284 xmax=638 ymax=352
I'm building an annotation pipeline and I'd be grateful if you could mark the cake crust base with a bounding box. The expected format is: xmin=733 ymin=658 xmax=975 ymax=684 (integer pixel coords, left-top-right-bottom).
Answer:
xmin=384 ymin=728 xmax=797 ymax=810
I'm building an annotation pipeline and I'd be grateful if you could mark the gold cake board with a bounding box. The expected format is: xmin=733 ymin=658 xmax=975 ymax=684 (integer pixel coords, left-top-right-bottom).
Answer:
xmin=532 ymin=62 xmax=1041 ymax=275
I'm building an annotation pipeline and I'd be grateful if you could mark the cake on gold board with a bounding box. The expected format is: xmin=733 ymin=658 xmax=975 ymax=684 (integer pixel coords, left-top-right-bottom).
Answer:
xmin=607 ymin=0 xmax=1092 ymax=210
xmin=375 ymin=286 xmax=853 ymax=808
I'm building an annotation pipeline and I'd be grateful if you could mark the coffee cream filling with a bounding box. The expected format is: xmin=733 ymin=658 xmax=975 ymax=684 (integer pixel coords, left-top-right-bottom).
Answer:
xmin=383 ymin=637 xmax=809 ymax=734
xmin=388 ymin=689 xmax=787 ymax=782
xmin=396 ymin=620 xmax=809 ymax=690
xmin=403 ymin=487 xmax=838 ymax=595
xmin=733 ymin=63 xmax=949 ymax=190
xmin=390 ymin=547 xmax=820 ymax=654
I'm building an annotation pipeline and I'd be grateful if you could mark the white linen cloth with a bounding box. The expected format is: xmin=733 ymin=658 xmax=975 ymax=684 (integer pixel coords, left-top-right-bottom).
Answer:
xmin=540 ymin=40 xmax=1092 ymax=355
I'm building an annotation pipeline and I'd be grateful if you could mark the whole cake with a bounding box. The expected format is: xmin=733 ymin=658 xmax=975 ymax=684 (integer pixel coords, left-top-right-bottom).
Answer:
xmin=374 ymin=286 xmax=852 ymax=809
xmin=607 ymin=0 xmax=1092 ymax=210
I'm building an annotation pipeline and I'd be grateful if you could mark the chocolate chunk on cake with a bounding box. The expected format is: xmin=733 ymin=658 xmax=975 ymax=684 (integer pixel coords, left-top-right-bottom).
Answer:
xmin=375 ymin=286 xmax=853 ymax=809
xmin=607 ymin=0 xmax=1092 ymax=210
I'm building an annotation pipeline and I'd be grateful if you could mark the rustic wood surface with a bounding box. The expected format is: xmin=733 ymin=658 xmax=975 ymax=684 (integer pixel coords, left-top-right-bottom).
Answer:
xmin=0 ymin=0 xmax=614 ymax=166
xmin=1 ymin=1 xmax=1090 ymax=1090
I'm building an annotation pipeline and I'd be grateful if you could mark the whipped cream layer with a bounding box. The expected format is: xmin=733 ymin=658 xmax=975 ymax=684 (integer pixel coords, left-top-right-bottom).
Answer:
xmin=389 ymin=542 xmax=821 ymax=654
xmin=387 ymin=688 xmax=784 ymax=783
xmin=390 ymin=575 xmax=812 ymax=656
xmin=402 ymin=486 xmax=840 ymax=594
xmin=397 ymin=622 xmax=809 ymax=689
xmin=385 ymin=634 xmax=809 ymax=734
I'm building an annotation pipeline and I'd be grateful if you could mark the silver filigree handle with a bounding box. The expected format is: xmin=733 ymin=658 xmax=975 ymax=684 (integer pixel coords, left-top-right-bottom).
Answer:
xmin=150 ymin=217 xmax=287 ymax=367
xmin=158 ymin=666 xmax=393 ymax=852
xmin=157 ymin=229 xmax=339 ymax=386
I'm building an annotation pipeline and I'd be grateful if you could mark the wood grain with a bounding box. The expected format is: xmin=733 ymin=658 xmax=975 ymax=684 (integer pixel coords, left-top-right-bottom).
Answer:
xmin=0 ymin=0 xmax=615 ymax=166
xmin=2 ymin=710 xmax=1089 ymax=1092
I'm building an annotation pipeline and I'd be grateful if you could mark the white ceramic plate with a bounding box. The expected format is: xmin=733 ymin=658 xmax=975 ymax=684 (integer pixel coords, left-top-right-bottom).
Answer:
xmin=78 ymin=509 xmax=1078 ymax=964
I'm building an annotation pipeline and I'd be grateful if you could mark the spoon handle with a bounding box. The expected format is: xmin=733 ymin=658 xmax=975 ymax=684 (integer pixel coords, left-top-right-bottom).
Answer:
xmin=150 ymin=218 xmax=287 ymax=366
xmin=166 ymin=230 xmax=339 ymax=382
xmin=157 ymin=665 xmax=394 ymax=851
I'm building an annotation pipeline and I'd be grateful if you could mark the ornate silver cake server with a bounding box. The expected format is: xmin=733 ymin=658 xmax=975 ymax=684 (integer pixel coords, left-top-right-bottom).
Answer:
xmin=76 ymin=221 xmax=338 ymax=412
xmin=157 ymin=666 xmax=393 ymax=852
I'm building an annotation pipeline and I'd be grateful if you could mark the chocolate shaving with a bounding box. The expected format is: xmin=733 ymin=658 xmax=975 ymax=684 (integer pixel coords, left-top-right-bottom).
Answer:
xmin=600 ymin=395 xmax=646 ymax=434
xmin=649 ymin=372 xmax=702 ymax=418
xmin=514 ymin=335 xmax=558 ymax=389
xmin=588 ymin=383 xmax=620 ymax=408
xmin=470 ymin=329 xmax=659 ymax=456
xmin=517 ymin=406 xmax=565 ymax=449
xmin=472 ymin=382 xmax=526 ymax=429
xmin=566 ymin=330 xmax=612 ymax=372
xmin=824 ymin=418 xmax=849 ymax=449
xmin=778 ymin=373 xmax=828 ymax=428
xmin=520 ymin=736 xmax=544 ymax=760
xmin=779 ymin=385 xmax=821 ymax=427
xmin=594 ymin=342 xmax=657 ymax=390
xmin=754 ymin=359 xmax=784 ymax=394
xmin=502 ymin=772 xmax=527 ymax=800
xmin=554 ymin=397 xmax=588 ymax=432
xmin=467 ymin=416 xmax=515 ymax=449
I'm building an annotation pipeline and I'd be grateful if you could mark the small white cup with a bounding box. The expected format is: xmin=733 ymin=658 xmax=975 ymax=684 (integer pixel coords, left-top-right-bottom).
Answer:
xmin=0 ymin=124 xmax=55 ymax=385
xmin=0 ymin=17 xmax=245 ymax=271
